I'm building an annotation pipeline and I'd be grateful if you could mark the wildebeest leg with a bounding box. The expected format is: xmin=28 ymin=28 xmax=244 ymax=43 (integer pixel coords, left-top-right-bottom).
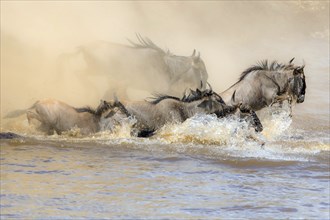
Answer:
xmin=249 ymin=110 xmax=263 ymax=132
xmin=270 ymin=94 xmax=293 ymax=117
xmin=27 ymin=110 xmax=54 ymax=134
xmin=38 ymin=123 xmax=55 ymax=135
xmin=238 ymin=105 xmax=263 ymax=132
xmin=288 ymin=96 xmax=293 ymax=117
xmin=27 ymin=110 xmax=42 ymax=124
xmin=270 ymin=93 xmax=290 ymax=107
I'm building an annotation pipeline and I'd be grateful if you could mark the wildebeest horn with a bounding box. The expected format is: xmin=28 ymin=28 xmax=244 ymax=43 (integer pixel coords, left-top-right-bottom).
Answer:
xmin=231 ymin=90 xmax=237 ymax=105
xmin=289 ymin=57 xmax=295 ymax=64
xmin=302 ymin=59 xmax=305 ymax=69
xmin=197 ymin=52 xmax=200 ymax=59
xmin=191 ymin=49 xmax=196 ymax=57
xmin=206 ymin=82 xmax=212 ymax=91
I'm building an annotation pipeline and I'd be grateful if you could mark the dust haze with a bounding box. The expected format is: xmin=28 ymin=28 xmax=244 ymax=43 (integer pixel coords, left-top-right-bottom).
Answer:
xmin=1 ymin=1 xmax=329 ymax=121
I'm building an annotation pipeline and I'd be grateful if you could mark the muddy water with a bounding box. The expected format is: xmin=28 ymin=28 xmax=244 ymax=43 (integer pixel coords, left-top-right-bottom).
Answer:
xmin=1 ymin=105 xmax=329 ymax=219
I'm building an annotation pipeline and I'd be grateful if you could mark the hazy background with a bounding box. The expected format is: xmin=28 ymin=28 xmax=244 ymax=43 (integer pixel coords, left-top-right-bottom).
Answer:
xmin=1 ymin=1 xmax=329 ymax=122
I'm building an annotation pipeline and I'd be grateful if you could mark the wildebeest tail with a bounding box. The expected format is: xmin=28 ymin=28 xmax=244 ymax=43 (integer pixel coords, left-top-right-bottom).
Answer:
xmin=3 ymin=102 xmax=38 ymax=118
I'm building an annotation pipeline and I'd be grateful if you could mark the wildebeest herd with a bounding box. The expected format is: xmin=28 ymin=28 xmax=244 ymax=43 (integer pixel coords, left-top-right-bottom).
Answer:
xmin=3 ymin=35 xmax=306 ymax=140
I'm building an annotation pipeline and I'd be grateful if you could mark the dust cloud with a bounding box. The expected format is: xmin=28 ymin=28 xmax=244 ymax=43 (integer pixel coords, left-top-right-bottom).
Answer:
xmin=1 ymin=1 xmax=329 ymax=122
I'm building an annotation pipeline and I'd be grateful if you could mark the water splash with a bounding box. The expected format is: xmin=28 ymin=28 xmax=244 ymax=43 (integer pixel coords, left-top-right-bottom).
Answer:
xmin=155 ymin=114 xmax=261 ymax=146
xmin=258 ymin=103 xmax=293 ymax=140
xmin=1 ymin=103 xmax=328 ymax=162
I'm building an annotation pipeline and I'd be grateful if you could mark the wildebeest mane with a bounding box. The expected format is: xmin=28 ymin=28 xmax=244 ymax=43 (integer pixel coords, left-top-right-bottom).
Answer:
xmin=149 ymin=88 xmax=224 ymax=104
xmin=239 ymin=60 xmax=292 ymax=81
xmin=181 ymin=89 xmax=210 ymax=102
xmin=75 ymin=102 xmax=113 ymax=117
xmin=148 ymin=94 xmax=181 ymax=105
xmin=127 ymin=33 xmax=167 ymax=55
xmin=74 ymin=106 xmax=96 ymax=115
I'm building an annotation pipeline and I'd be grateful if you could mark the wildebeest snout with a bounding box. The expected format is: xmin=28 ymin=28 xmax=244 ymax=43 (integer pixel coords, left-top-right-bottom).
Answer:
xmin=297 ymin=94 xmax=305 ymax=103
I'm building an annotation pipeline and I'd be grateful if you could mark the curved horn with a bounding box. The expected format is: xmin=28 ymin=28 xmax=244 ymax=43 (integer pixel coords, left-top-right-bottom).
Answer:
xmin=207 ymin=82 xmax=212 ymax=91
xmin=197 ymin=52 xmax=200 ymax=59
xmin=302 ymin=59 xmax=305 ymax=69
xmin=231 ymin=90 xmax=237 ymax=105
xmin=191 ymin=49 xmax=196 ymax=57
xmin=289 ymin=57 xmax=295 ymax=64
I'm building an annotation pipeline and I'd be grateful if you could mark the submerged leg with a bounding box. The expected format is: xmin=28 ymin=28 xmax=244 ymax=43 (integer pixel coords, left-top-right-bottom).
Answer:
xmin=250 ymin=110 xmax=263 ymax=133
xmin=238 ymin=105 xmax=263 ymax=133
xmin=288 ymin=96 xmax=293 ymax=117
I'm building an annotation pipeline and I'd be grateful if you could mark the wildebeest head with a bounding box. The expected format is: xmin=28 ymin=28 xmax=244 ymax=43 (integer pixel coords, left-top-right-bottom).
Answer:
xmin=95 ymin=100 xmax=113 ymax=117
xmin=290 ymin=64 xmax=306 ymax=103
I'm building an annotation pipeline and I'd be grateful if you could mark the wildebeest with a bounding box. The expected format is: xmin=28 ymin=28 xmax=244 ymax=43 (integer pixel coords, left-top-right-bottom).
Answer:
xmin=4 ymin=99 xmax=111 ymax=135
xmin=104 ymin=87 xmax=263 ymax=137
xmin=220 ymin=58 xmax=306 ymax=111
xmin=58 ymin=34 xmax=208 ymax=98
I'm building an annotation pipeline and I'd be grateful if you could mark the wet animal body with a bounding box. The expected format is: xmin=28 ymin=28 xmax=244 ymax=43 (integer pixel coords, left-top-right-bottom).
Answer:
xmin=5 ymin=99 xmax=111 ymax=135
xmin=107 ymin=88 xmax=263 ymax=137
xmin=220 ymin=58 xmax=306 ymax=111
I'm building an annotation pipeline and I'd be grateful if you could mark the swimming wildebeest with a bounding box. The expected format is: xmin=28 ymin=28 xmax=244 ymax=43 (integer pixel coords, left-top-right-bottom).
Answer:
xmin=104 ymin=87 xmax=263 ymax=137
xmin=220 ymin=58 xmax=306 ymax=111
xmin=58 ymin=34 xmax=208 ymax=98
xmin=4 ymin=99 xmax=111 ymax=135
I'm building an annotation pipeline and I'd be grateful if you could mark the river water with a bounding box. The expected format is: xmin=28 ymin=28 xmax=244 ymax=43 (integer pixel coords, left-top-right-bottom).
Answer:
xmin=1 ymin=102 xmax=329 ymax=219
xmin=1 ymin=1 xmax=329 ymax=219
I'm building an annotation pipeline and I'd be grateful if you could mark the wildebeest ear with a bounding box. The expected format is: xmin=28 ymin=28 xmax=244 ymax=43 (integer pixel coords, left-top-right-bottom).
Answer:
xmin=193 ymin=52 xmax=201 ymax=62
xmin=289 ymin=57 xmax=295 ymax=64
xmin=206 ymin=82 xmax=212 ymax=91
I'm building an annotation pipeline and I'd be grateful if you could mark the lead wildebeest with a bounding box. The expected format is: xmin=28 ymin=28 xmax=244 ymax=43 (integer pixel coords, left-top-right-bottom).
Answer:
xmin=4 ymin=99 xmax=111 ymax=135
xmin=58 ymin=34 xmax=208 ymax=98
xmin=220 ymin=58 xmax=306 ymax=111
xmin=104 ymin=87 xmax=263 ymax=137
